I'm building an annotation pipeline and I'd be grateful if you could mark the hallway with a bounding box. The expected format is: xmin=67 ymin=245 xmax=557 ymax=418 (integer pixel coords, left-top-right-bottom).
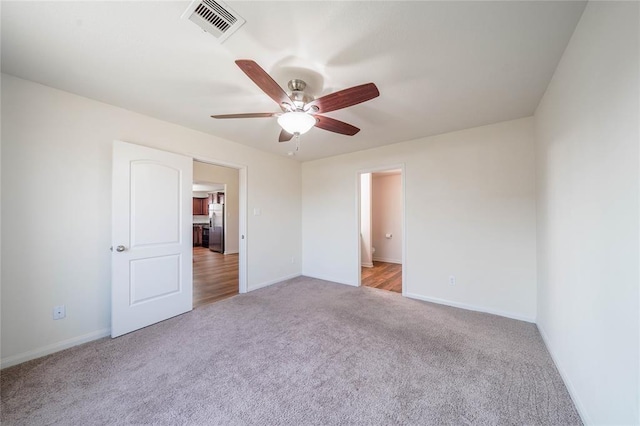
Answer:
xmin=361 ymin=261 xmax=402 ymax=293
xmin=193 ymin=247 xmax=239 ymax=308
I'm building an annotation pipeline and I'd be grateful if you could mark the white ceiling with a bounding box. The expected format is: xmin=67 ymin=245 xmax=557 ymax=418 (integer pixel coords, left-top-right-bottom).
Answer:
xmin=193 ymin=183 xmax=225 ymax=192
xmin=1 ymin=1 xmax=586 ymax=162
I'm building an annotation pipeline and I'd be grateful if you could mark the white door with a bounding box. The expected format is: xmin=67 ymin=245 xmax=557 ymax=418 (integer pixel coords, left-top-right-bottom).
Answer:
xmin=111 ymin=141 xmax=193 ymax=337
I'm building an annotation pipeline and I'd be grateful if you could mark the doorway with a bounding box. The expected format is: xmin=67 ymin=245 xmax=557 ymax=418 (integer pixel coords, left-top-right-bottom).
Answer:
xmin=192 ymin=161 xmax=242 ymax=308
xmin=358 ymin=167 xmax=405 ymax=294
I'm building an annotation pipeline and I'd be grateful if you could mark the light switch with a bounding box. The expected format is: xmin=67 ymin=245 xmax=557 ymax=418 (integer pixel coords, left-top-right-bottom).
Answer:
xmin=253 ymin=208 xmax=261 ymax=216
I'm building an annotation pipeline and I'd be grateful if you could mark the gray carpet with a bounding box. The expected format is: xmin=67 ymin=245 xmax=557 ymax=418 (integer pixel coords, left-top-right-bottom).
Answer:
xmin=1 ymin=277 xmax=581 ymax=425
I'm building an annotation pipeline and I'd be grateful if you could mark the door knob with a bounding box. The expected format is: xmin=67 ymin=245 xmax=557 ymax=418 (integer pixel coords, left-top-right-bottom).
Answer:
xmin=116 ymin=245 xmax=126 ymax=252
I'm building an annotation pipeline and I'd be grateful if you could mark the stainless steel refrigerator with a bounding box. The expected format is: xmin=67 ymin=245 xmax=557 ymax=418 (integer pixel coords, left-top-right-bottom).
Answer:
xmin=208 ymin=203 xmax=224 ymax=253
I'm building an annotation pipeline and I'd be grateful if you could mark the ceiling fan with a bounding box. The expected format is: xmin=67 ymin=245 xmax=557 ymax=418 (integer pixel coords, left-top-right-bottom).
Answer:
xmin=211 ymin=60 xmax=380 ymax=142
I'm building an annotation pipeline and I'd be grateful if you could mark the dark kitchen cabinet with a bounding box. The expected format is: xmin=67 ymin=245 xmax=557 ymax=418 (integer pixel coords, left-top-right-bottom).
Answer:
xmin=193 ymin=225 xmax=202 ymax=247
xmin=193 ymin=225 xmax=209 ymax=247
xmin=192 ymin=198 xmax=208 ymax=215
xmin=201 ymin=227 xmax=209 ymax=248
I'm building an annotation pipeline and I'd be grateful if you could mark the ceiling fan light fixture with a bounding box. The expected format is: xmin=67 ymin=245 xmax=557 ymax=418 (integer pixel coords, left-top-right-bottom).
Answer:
xmin=277 ymin=111 xmax=316 ymax=135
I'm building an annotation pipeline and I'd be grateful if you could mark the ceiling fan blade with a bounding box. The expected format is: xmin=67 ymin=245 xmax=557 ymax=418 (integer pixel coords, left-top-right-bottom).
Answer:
xmin=278 ymin=129 xmax=294 ymax=142
xmin=211 ymin=113 xmax=277 ymax=119
xmin=307 ymin=83 xmax=379 ymax=114
xmin=235 ymin=60 xmax=293 ymax=109
xmin=314 ymin=115 xmax=360 ymax=136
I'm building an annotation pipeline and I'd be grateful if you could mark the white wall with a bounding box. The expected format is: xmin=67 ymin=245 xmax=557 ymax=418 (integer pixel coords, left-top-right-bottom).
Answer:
xmin=360 ymin=173 xmax=373 ymax=267
xmin=372 ymin=173 xmax=402 ymax=263
xmin=193 ymin=161 xmax=240 ymax=254
xmin=0 ymin=74 xmax=302 ymax=366
xmin=534 ymin=2 xmax=639 ymax=424
xmin=302 ymin=117 xmax=537 ymax=321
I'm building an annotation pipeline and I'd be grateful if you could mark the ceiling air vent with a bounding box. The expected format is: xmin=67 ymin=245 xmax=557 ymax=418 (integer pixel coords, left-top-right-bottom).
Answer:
xmin=182 ymin=0 xmax=245 ymax=43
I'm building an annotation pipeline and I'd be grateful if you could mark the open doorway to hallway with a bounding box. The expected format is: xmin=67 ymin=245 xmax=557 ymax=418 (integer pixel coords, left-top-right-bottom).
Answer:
xmin=359 ymin=169 xmax=404 ymax=293
xmin=192 ymin=161 xmax=240 ymax=308
xmin=192 ymin=246 xmax=238 ymax=307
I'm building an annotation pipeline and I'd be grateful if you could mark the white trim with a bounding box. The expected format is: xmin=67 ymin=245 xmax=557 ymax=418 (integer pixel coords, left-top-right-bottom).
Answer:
xmin=361 ymin=262 xmax=373 ymax=268
xmin=400 ymin=167 xmax=406 ymax=296
xmin=224 ymin=250 xmax=239 ymax=255
xmin=237 ymin=167 xmax=247 ymax=294
xmin=357 ymin=164 xmax=406 ymax=174
xmin=372 ymin=256 xmax=402 ymax=264
xmin=1 ymin=328 xmax=111 ymax=370
xmin=537 ymin=324 xmax=589 ymax=425
xmin=302 ymin=273 xmax=357 ymax=287
xmin=356 ymin=173 xmax=363 ymax=287
xmin=248 ymin=273 xmax=301 ymax=292
xmin=405 ymin=292 xmax=536 ymax=323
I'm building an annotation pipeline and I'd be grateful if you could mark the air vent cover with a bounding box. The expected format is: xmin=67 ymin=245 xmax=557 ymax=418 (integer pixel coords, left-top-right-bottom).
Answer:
xmin=182 ymin=0 xmax=245 ymax=43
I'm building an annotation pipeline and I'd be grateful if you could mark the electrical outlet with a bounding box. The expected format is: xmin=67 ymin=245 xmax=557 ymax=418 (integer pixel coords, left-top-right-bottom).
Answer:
xmin=449 ymin=275 xmax=456 ymax=286
xmin=53 ymin=305 xmax=66 ymax=320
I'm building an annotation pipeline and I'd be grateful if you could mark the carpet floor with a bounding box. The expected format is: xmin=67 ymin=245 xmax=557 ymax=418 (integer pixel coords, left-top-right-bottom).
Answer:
xmin=1 ymin=277 xmax=581 ymax=425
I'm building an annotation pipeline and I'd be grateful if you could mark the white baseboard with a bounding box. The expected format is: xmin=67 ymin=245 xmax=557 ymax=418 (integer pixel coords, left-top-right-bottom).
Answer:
xmin=361 ymin=262 xmax=373 ymax=268
xmin=1 ymin=328 xmax=111 ymax=370
xmin=248 ymin=273 xmax=301 ymax=292
xmin=301 ymin=273 xmax=357 ymax=287
xmin=537 ymin=324 xmax=589 ymax=425
xmin=405 ymin=292 xmax=536 ymax=323
xmin=372 ymin=256 xmax=402 ymax=264
xmin=224 ymin=250 xmax=239 ymax=255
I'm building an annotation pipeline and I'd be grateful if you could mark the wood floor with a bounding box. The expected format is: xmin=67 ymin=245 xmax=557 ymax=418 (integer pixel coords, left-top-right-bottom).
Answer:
xmin=361 ymin=261 xmax=402 ymax=293
xmin=193 ymin=247 xmax=239 ymax=308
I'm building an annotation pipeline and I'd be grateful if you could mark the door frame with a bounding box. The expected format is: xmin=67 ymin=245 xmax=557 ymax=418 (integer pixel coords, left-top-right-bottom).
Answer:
xmin=355 ymin=164 xmax=406 ymax=296
xmin=190 ymin=155 xmax=248 ymax=294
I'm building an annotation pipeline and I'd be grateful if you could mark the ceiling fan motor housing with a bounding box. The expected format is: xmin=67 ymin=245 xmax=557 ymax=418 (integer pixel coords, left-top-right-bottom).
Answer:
xmin=286 ymin=80 xmax=314 ymax=110
xmin=287 ymin=79 xmax=306 ymax=91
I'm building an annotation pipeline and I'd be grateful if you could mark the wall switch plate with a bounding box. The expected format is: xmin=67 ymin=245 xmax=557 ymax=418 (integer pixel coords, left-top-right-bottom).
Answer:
xmin=53 ymin=305 xmax=66 ymax=320
xmin=449 ymin=275 xmax=456 ymax=286
xmin=253 ymin=208 xmax=261 ymax=216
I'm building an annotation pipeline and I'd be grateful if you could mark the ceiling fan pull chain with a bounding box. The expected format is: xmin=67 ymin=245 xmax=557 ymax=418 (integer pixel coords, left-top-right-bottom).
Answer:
xmin=295 ymin=133 xmax=301 ymax=152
